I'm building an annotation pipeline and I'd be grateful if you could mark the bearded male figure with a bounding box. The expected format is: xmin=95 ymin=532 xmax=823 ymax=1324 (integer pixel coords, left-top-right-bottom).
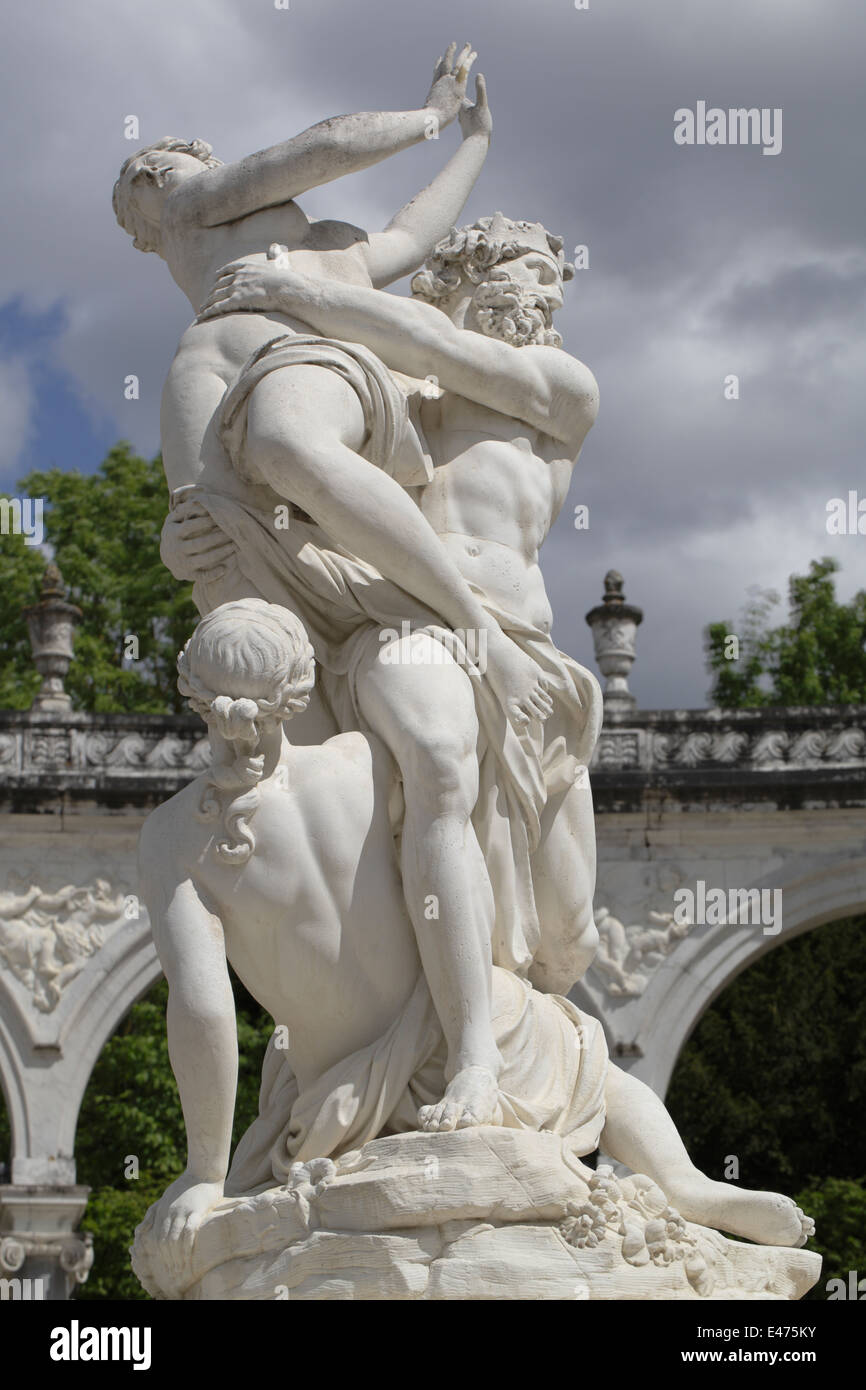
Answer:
xmin=193 ymin=214 xmax=604 ymax=1009
xmin=117 ymin=64 xmax=821 ymax=1301
xmin=115 ymin=57 xmax=569 ymax=1130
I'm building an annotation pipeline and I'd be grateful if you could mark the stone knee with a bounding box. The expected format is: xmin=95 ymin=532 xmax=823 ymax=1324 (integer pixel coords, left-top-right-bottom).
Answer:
xmin=406 ymin=730 xmax=479 ymax=820
xmin=572 ymin=904 xmax=600 ymax=958
xmin=357 ymin=634 xmax=481 ymax=819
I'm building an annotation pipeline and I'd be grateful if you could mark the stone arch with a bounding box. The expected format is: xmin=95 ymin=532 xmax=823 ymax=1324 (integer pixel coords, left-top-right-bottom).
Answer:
xmin=626 ymin=852 xmax=866 ymax=1099
xmin=58 ymin=940 xmax=164 ymax=1162
xmin=0 ymin=1075 xmax=10 ymax=1187
xmin=0 ymin=921 xmax=161 ymax=1185
xmin=0 ymin=1020 xmax=26 ymax=1176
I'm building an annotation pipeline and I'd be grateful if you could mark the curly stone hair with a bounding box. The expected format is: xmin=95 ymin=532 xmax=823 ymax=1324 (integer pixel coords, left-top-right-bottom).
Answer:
xmin=410 ymin=214 xmax=574 ymax=305
xmin=177 ymin=599 xmax=315 ymax=865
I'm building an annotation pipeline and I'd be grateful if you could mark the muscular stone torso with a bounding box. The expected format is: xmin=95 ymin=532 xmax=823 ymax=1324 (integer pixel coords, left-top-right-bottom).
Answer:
xmin=160 ymin=200 xmax=578 ymax=635
xmin=417 ymin=389 xmax=576 ymax=632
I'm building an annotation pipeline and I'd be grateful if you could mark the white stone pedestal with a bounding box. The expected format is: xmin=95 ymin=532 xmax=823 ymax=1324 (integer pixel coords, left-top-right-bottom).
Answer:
xmin=131 ymin=1129 xmax=820 ymax=1301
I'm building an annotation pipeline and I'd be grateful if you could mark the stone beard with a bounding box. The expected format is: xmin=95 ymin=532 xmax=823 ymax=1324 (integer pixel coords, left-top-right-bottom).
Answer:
xmin=470 ymin=276 xmax=562 ymax=349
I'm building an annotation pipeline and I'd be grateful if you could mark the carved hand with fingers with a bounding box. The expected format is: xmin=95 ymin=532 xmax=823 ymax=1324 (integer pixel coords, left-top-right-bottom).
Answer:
xmin=424 ymin=41 xmax=477 ymax=129
xmin=459 ymin=72 xmax=492 ymax=141
xmin=160 ymin=496 xmax=236 ymax=583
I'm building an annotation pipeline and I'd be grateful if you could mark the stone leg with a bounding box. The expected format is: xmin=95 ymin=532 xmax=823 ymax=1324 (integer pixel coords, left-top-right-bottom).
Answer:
xmin=601 ymin=1063 xmax=814 ymax=1248
xmin=528 ymin=764 xmax=598 ymax=996
xmin=242 ymin=365 xmax=506 ymax=644
xmin=354 ymin=631 xmax=502 ymax=1130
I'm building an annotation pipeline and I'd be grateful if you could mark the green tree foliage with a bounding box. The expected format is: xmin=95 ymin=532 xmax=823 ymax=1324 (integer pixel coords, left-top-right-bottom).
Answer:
xmin=666 ymin=915 xmax=866 ymax=1299
xmin=0 ymin=526 xmax=46 ymax=709
xmin=0 ymin=444 xmax=197 ymax=713
xmin=72 ymin=975 xmax=273 ymax=1301
xmin=793 ymin=1177 xmax=866 ymax=1298
xmin=705 ymin=558 xmax=866 ymax=708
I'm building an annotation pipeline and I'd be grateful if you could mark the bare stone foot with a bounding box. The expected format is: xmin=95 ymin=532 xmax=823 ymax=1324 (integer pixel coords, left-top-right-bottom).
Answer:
xmin=666 ymin=1173 xmax=815 ymax=1247
xmin=417 ymin=1065 xmax=501 ymax=1133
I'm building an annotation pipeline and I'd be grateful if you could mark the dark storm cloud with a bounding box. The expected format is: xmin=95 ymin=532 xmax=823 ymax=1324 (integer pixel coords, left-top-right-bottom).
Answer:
xmin=0 ymin=0 xmax=863 ymax=706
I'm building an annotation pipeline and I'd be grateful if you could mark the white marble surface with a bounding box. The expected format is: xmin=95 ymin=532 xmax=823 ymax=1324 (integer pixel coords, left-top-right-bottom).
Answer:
xmin=114 ymin=51 xmax=822 ymax=1299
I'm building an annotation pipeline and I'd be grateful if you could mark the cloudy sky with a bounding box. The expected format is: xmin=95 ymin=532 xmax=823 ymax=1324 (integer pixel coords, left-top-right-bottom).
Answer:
xmin=2 ymin=0 xmax=864 ymax=707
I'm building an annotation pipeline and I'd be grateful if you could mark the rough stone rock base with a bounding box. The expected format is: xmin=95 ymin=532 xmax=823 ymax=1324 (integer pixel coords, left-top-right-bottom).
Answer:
xmin=131 ymin=1128 xmax=821 ymax=1300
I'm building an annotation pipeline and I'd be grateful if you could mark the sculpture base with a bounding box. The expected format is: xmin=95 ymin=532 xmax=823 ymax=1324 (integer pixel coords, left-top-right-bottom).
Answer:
xmin=131 ymin=1128 xmax=821 ymax=1300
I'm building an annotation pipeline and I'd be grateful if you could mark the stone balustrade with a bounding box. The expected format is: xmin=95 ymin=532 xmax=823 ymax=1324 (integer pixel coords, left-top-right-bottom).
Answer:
xmin=2 ymin=701 xmax=863 ymax=811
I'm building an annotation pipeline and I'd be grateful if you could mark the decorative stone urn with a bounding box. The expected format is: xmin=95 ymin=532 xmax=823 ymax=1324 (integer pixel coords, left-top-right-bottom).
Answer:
xmin=585 ymin=571 xmax=643 ymax=713
xmin=23 ymin=565 xmax=82 ymax=713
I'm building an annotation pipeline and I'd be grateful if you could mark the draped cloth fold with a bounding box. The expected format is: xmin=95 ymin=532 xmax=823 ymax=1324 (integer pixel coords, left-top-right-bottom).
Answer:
xmin=190 ymin=486 xmax=601 ymax=977
xmin=219 ymin=332 xmax=434 ymax=489
xmin=194 ymin=327 xmax=603 ymax=973
xmin=226 ymin=966 xmax=608 ymax=1194
xmin=190 ymin=328 xmax=606 ymax=1196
